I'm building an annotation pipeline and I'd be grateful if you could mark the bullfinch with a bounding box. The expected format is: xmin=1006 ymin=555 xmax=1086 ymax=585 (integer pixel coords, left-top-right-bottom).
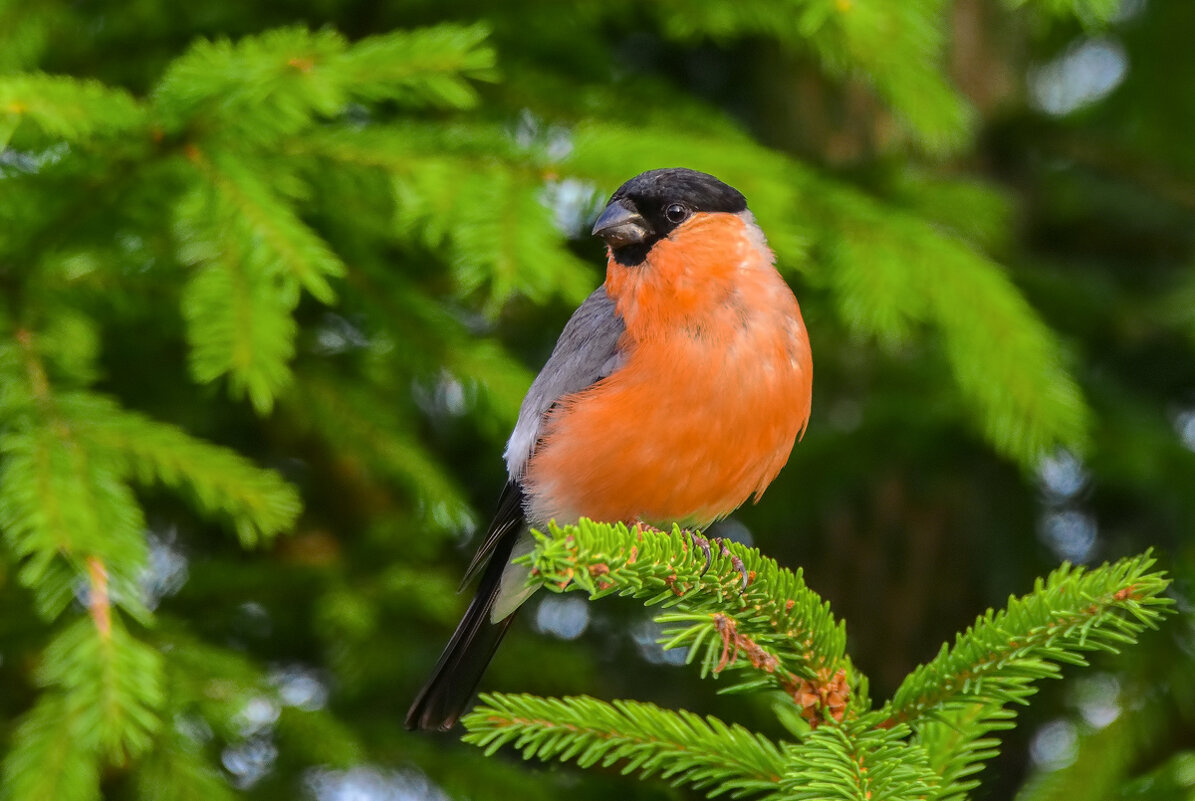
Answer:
xmin=406 ymin=168 xmax=813 ymax=731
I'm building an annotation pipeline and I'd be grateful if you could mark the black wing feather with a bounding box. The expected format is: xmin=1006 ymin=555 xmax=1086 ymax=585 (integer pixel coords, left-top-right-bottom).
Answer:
xmin=459 ymin=479 xmax=525 ymax=590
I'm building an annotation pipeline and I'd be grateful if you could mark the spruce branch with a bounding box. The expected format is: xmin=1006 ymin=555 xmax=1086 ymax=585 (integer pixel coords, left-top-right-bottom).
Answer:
xmin=330 ymin=23 xmax=496 ymax=107
xmin=38 ymin=616 xmax=165 ymax=764
xmin=518 ymin=521 xmax=857 ymax=723
xmin=476 ymin=523 xmax=1170 ymax=800
xmin=295 ymin=123 xmax=598 ymax=309
xmin=1 ymin=693 xmax=101 ymax=801
xmin=152 ymin=27 xmax=347 ymax=143
xmin=85 ymin=556 xmax=113 ymax=639
xmin=808 ymin=170 xmax=1091 ymax=465
xmin=915 ymin=702 xmax=1014 ymax=801
xmin=179 ymin=253 xmax=297 ymax=414
xmin=182 ymin=147 xmax=345 ymax=304
xmin=0 ymin=73 xmax=144 ymax=147
xmin=888 ymin=554 xmax=1171 ymax=800
xmin=392 ymin=159 xmax=596 ymax=311
xmin=174 ymin=150 xmax=328 ymax=413
xmin=887 ymin=554 xmax=1171 ymax=724
xmin=10 ymin=311 xmax=102 ymax=392
xmin=441 ymin=164 xmax=595 ymax=311
xmin=61 ymin=393 xmax=301 ymax=546
xmin=462 ymin=694 xmax=785 ymax=799
xmin=151 ymin=24 xmax=494 ymax=145
xmin=648 ymin=1 xmax=972 ymax=153
xmin=0 ymin=407 xmax=149 ymax=621
xmin=779 ymin=719 xmax=939 ymax=801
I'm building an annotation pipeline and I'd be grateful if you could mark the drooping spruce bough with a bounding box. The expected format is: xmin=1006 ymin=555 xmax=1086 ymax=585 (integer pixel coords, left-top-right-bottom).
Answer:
xmin=462 ymin=521 xmax=1172 ymax=801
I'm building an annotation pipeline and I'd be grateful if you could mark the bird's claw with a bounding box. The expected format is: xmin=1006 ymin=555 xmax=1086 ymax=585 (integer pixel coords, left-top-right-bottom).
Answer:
xmin=688 ymin=531 xmax=713 ymax=577
xmin=687 ymin=531 xmax=750 ymax=592
xmin=721 ymin=541 xmax=749 ymax=592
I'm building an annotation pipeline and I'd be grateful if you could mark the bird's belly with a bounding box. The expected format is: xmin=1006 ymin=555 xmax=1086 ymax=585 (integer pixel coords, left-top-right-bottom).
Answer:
xmin=524 ymin=314 xmax=810 ymax=529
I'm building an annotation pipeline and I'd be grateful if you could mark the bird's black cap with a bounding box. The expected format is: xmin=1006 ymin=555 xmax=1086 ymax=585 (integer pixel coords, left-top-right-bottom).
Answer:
xmin=609 ymin=168 xmax=747 ymax=215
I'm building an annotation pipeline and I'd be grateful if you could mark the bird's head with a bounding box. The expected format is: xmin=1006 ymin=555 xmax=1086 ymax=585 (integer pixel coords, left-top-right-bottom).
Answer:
xmin=591 ymin=168 xmax=748 ymax=267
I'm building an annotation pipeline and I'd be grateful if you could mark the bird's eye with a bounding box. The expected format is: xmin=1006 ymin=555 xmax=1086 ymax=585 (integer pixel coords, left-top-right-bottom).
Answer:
xmin=664 ymin=203 xmax=689 ymax=224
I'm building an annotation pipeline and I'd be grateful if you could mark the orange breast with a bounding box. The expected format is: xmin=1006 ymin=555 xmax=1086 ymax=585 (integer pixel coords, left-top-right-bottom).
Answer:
xmin=523 ymin=213 xmax=812 ymax=529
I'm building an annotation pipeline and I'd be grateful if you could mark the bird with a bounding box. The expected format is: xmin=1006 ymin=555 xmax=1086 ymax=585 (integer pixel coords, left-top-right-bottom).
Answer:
xmin=405 ymin=167 xmax=812 ymax=731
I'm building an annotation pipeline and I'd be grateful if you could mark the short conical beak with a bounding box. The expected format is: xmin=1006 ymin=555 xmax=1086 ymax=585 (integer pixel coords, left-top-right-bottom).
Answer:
xmin=591 ymin=200 xmax=650 ymax=247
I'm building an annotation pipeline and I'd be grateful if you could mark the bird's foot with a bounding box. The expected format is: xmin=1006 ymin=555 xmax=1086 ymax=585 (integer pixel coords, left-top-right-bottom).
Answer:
xmin=719 ymin=539 xmax=749 ymax=592
xmin=685 ymin=531 xmax=749 ymax=592
xmin=688 ymin=531 xmax=714 ymax=576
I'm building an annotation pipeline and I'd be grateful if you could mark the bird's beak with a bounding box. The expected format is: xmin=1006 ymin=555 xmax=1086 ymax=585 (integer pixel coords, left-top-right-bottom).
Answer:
xmin=591 ymin=200 xmax=650 ymax=247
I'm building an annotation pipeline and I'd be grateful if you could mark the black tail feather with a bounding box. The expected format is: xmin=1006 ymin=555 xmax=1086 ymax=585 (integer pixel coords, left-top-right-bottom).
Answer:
xmin=405 ymin=527 xmax=520 ymax=731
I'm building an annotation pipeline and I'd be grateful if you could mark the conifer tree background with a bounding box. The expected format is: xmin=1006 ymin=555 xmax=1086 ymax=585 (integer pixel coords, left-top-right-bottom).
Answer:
xmin=1 ymin=1 xmax=1193 ymax=799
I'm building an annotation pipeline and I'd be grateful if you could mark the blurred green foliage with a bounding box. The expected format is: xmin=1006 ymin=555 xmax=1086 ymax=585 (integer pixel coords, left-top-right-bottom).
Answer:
xmin=0 ymin=0 xmax=1192 ymax=799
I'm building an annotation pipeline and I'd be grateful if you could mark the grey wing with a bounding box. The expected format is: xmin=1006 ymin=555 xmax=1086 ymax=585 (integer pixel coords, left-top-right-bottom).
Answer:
xmin=503 ymin=285 xmax=626 ymax=479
